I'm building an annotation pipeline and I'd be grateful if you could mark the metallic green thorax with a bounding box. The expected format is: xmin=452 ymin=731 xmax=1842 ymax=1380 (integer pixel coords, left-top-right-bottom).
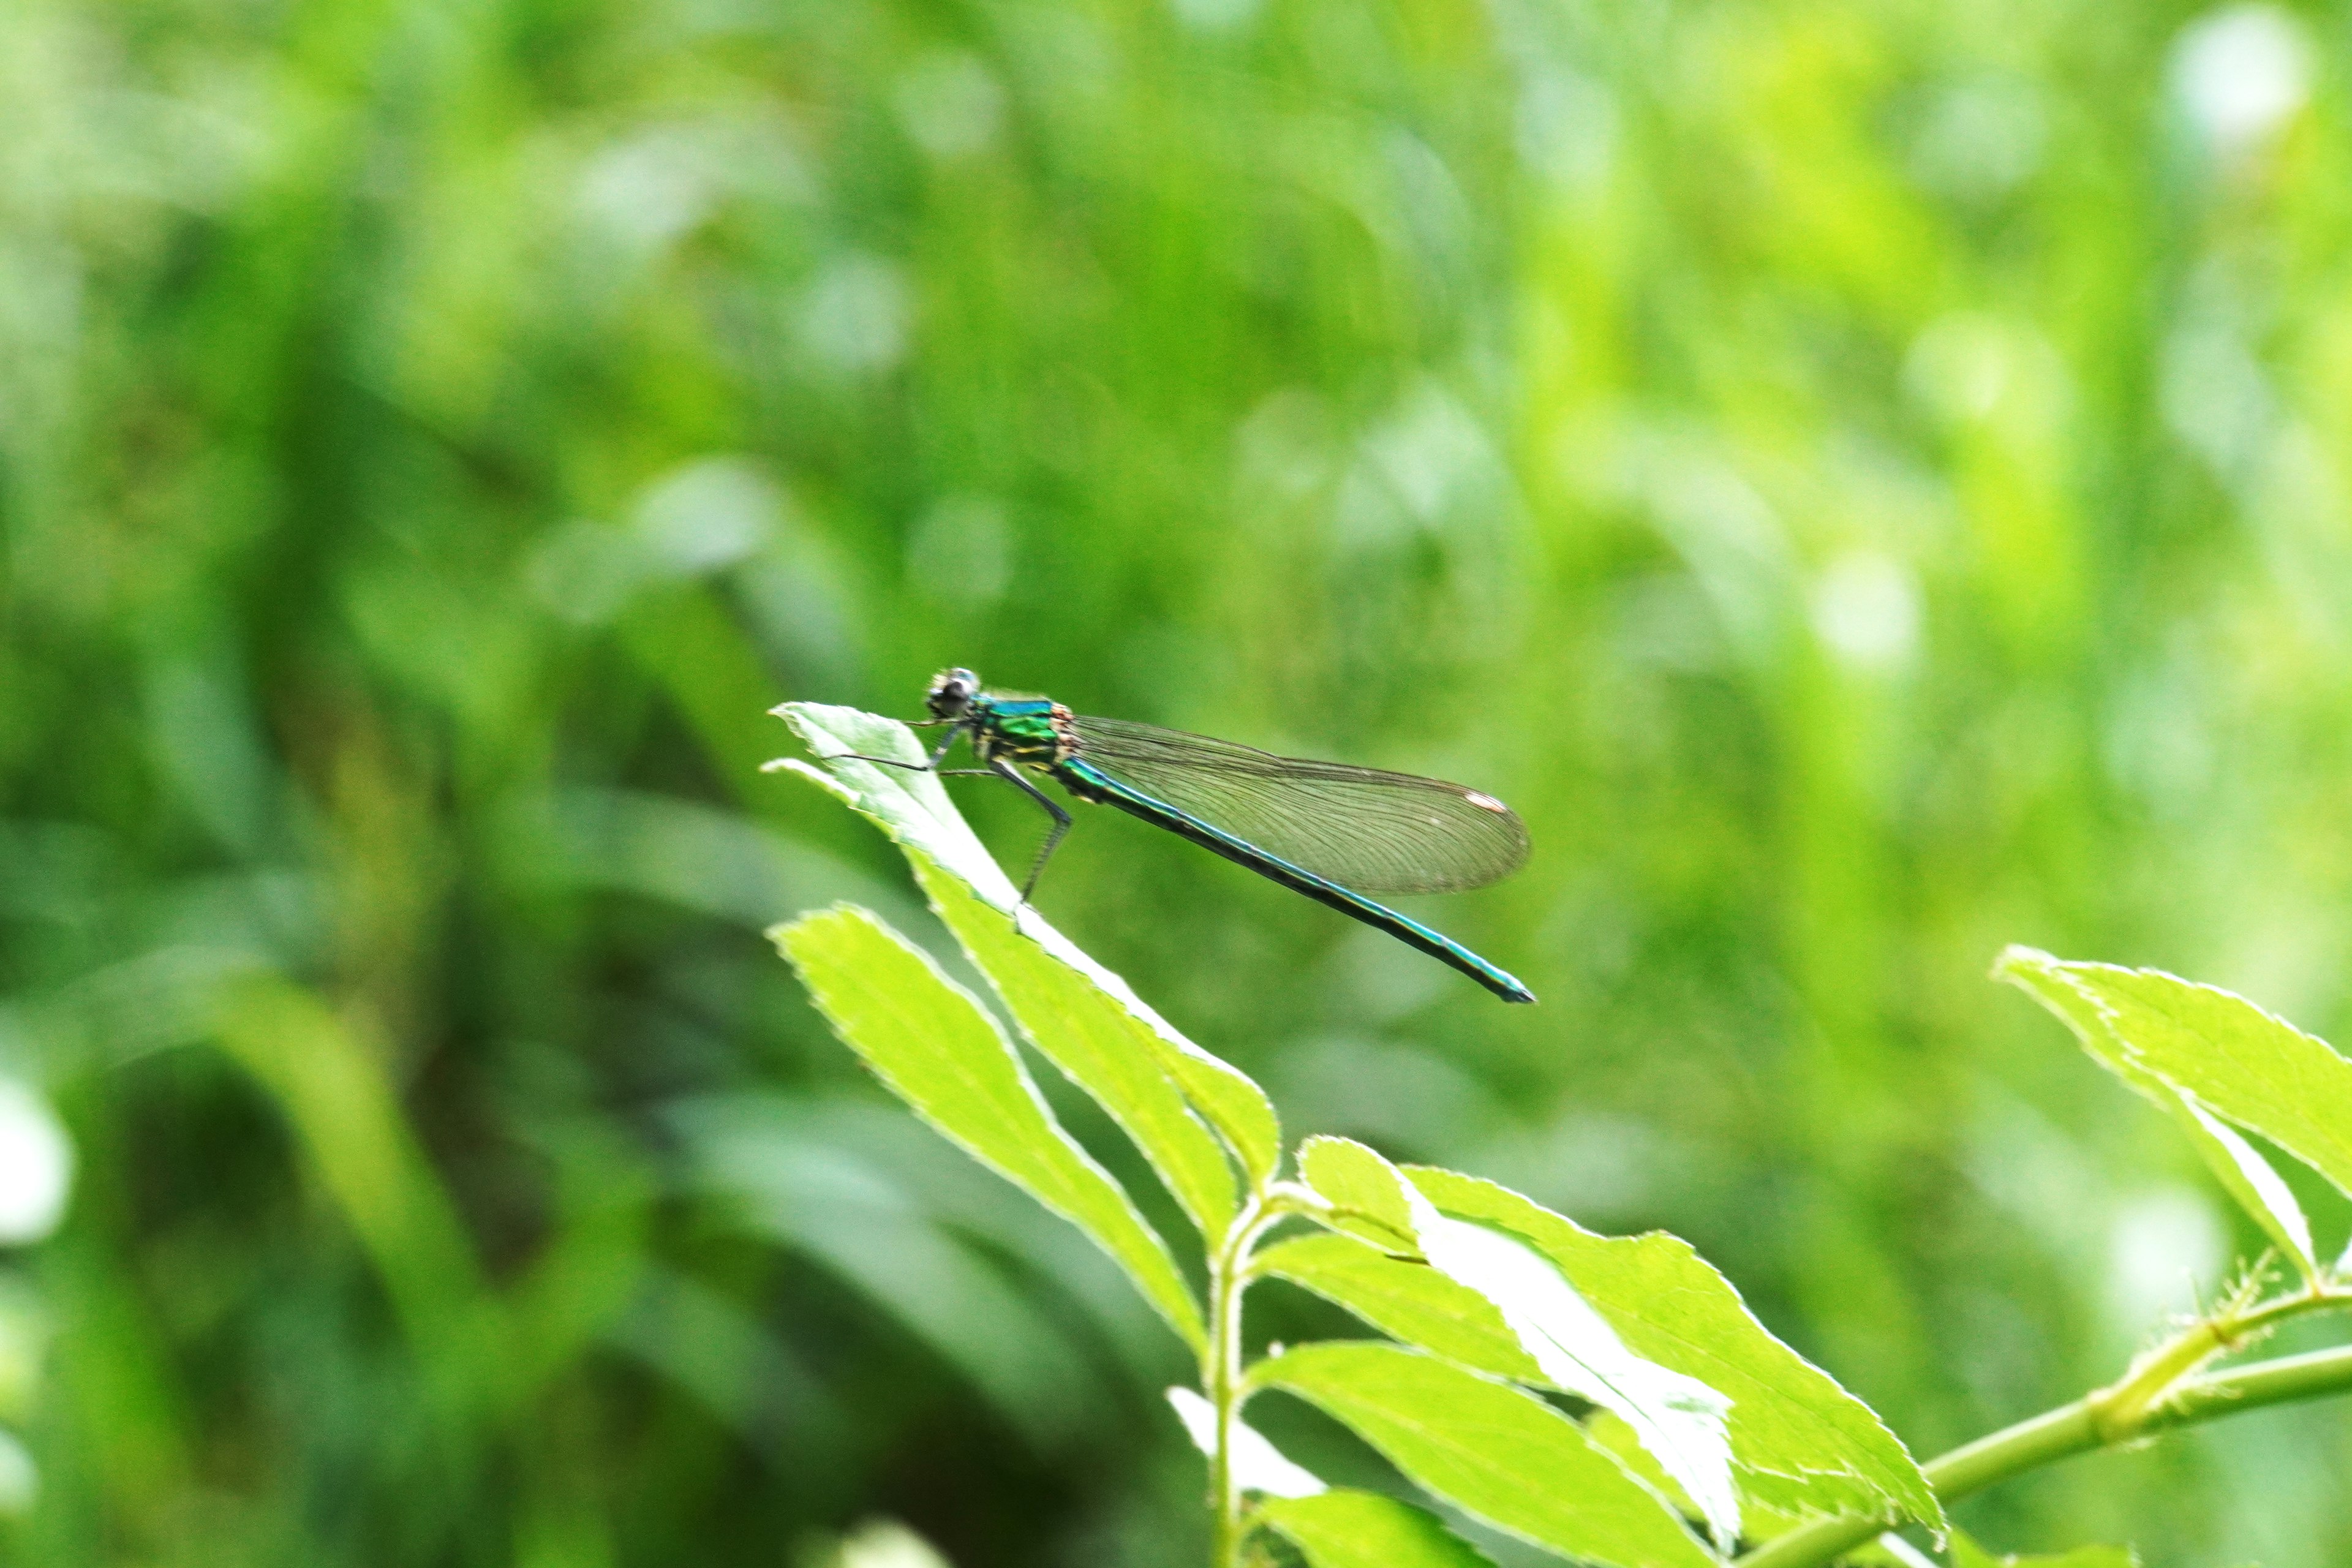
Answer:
xmin=968 ymin=696 xmax=1081 ymax=769
xmin=967 ymin=696 xmax=1118 ymax=812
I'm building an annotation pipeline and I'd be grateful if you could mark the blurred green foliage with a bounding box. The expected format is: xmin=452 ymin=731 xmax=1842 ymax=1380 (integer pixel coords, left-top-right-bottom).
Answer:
xmin=2 ymin=0 xmax=2351 ymax=1562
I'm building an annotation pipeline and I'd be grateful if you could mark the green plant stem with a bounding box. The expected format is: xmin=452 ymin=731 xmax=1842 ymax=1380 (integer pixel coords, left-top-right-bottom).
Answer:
xmin=1207 ymin=1192 xmax=1286 ymax=1568
xmin=1736 ymin=1340 xmax=2352 ymax=1568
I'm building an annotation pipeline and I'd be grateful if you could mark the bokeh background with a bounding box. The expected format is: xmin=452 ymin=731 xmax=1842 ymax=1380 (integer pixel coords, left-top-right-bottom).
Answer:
xmin=4 ymin=0 xmax=2352 ymax=1562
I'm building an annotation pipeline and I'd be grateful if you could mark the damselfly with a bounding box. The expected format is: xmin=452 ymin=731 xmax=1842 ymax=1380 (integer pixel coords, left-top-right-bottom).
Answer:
xmin=832 ymin=668 xmax=1533 ymax=1004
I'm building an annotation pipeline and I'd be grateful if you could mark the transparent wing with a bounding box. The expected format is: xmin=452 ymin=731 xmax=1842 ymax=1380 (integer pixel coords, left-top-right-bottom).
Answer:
xmin=1070 ymin=716 xmax=1529 ymax=894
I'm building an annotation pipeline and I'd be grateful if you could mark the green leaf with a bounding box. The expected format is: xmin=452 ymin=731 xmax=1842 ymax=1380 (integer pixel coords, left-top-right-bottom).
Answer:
xmin=914 ymin=853 xmax=1243 ymax=1232
xmin=1408 ymin=1183 xmax=1736 ymax=1547
xmin=1253 ymin=1232 xmax=1537 ymax=1379
xmin=1583 ymin=1411 xmax=1692 ymax=1507
xmin=1298 ymin=1136 xmax=1419 ymax=1251
xmin=775 ymin=703 xmax=1280 ymax=1225
xmin=1950 ymin=1527 xmax=2139 ymax=1567
xmin=1248 ymin=1342 xmax=1717 ymax=1568
xmin=2169 ymin=1093 xmax=2316 ymax=1278
xmin=1254 ymin=1491 xmax=1498 ymax=1568
xmin=1408 ymin=1167 xmax=1939 ymax=1531
xmin=1994 ymin=948 xmax=2351 ymax=1259
xmin=1298 ymin=1141 xmax=1738 ymax=1547
xmin=775 ymin=905 xmax=1204 ymax=1349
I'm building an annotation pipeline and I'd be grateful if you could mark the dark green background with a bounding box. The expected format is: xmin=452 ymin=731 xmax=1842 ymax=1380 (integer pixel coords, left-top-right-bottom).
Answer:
xmin=4 ymin=0 xmax=2350 ymax=1562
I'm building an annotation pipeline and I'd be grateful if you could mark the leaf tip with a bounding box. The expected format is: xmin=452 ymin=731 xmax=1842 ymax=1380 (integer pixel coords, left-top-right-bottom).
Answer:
xmin=1991 ymin=944 xmax=2057 ymax=982
xmin=767 ymin=902 xmax=876 ymax=960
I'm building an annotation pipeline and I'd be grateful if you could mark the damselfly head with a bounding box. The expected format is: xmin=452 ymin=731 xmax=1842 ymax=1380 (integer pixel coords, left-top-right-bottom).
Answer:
xmin=925 ymin=668 xmax=980 ymax=720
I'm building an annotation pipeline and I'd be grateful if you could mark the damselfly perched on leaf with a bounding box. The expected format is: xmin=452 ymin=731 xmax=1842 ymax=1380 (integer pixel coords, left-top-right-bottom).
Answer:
xmin=822 ymin=668 xmax=1534 ymax=1003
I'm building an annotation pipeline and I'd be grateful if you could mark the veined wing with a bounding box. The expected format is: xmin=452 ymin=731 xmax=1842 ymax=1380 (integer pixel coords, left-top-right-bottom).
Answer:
xmin=1070 ymin=715 xmax=1529 ymax=894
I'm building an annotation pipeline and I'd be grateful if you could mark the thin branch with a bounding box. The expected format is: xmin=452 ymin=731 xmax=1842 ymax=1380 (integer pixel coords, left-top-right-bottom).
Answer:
xmin=1735 ymin=1341 xmax=2352 ymax=1568
xmin=1208 ymin=1191 xmax=1299 ymax=1568
xmin=1205 ymin=1195 xmax=1264 ymax=1568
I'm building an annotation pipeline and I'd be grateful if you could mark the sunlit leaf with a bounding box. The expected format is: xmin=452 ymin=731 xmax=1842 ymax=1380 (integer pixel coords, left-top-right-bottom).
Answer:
xmin=1298 ymin=1136 xmax=1418 ymax=1251
xmin=775 ymin=905 xmax=1203 ymax=1349
xmin=1406 ymin=1166 xmax=1939 ymax=1529
xmin=1996 ymin=947 xmax=2352 ymax=1233
xmin=777 ymin=703 xmax=1280 ymax=1221
xmin=1248 ymin=1342 xmax=1717 ymax=1568
xmin=1253 ymin=1232 xmax=1536 ymax=1379
xmin=1295 ymin=1140 xmax=1931 ymax=1530
xmin=916 ymin=855 xmax=1245 ymax=1229
xmin=2172 ymin=1092 xmax=2316 ymax=1278
xmin=1403 ymin=1183 xmax=1738 ymax=1548
xmin=1254 ymin=1490 xmax=1497 ymax=1568
xmin=1166 ymin=1386 xmax=1327 ymax=1499
xmin=1297 ymin=1140 xmax=1736 ymax=1545
xmin=2027 ymin=1000 xmax=2316 ymax=1278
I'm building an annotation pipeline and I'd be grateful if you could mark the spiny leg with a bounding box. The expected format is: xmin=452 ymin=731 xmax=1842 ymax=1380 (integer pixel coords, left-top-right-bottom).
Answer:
xmin=989 ymin=759 xmax=1072 ymax=902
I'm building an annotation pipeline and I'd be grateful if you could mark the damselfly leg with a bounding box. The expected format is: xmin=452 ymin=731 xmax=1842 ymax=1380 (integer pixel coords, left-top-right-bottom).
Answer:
xmin=984 ymin=758 xmax=1071 ymax=899
xmin=819 ymin=733 xmax=1073 ymax=902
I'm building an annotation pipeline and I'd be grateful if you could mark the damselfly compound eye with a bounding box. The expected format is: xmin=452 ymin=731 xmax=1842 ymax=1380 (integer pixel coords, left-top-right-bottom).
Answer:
xmin=926 ymin=667 xmax=980 ymax=718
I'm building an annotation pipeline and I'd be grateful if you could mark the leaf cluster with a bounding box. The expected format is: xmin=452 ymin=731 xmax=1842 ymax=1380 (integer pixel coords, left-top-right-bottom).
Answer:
xmin=775 ymin=705 xmax=1933 ymax=1567
xmin=777 ymin=705 xmax=2352 ymax=1568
